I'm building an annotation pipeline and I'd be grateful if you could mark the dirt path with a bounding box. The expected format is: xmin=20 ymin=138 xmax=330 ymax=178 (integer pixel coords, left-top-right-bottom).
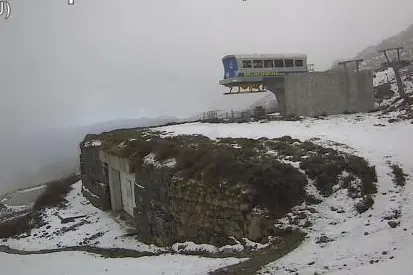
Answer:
xmin=209 ymin=232 xmax=305 ymax=275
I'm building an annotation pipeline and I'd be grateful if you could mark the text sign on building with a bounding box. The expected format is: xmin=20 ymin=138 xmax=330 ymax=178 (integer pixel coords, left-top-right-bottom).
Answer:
xmin=246 ymin=72 xmax=278 ymax=77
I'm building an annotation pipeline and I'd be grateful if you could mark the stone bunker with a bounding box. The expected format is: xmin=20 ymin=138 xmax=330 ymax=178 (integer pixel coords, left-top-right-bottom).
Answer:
xmin=80 ymin=129 xmax=377 ymax=246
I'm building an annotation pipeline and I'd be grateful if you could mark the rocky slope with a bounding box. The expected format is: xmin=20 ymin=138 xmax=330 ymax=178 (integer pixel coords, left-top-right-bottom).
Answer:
xmin=332 ymin=23 xmax=413 ymax=71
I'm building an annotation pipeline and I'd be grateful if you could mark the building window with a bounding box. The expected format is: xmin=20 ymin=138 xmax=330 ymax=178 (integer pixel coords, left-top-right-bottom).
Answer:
xmin=242 ymin=60 xmax=252 ymax=68
xmin=284 ymin=59 xmax=294 ymax=67
xmin=252 ymin=60 xmax=264 ymax=68
xmin=294 ymin=59 xmax=304 ymax=67
xmin=274 ymin=59 xmax=284 ymax=67
xmin=264 ymin=60 xmax=274 ymax=68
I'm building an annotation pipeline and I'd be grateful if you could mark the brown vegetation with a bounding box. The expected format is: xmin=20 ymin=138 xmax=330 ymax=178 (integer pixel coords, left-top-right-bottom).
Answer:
xmin=33 ymin=174 xmax=80 ymax=211
xmin=0 ymin=174 xmax=80 ymax=239
xmin=390 ymin=164 xmax=408 ymax=187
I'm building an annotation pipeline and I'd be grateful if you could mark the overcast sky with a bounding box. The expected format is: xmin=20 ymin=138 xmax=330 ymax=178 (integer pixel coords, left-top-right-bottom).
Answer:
xmin=1 ymin=0 xmax=413 ymax=132
xmin=0 ymin=0 xmax=413 ymax=193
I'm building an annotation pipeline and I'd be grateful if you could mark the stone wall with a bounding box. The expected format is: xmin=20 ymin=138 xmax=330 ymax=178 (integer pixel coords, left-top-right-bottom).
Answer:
xmin=133 ymin=166 xmax=274 ymax=246
xmin=79 ymin=145 xmax=111 ymax=210
xmin=284 ymin=70 xmax=374 ymax=117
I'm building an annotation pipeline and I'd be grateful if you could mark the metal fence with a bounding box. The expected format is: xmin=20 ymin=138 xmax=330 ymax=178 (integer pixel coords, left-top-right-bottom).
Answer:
xmin=201 ymin=106 xmax=278 ymax=123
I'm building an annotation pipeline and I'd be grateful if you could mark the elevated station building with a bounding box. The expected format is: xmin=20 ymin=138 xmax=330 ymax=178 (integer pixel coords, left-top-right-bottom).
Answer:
xmin=219 ymin=54 xmax=374 ymax=117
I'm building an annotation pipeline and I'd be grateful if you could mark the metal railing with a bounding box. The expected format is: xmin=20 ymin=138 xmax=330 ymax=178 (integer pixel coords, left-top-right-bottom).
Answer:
xmin=200 ymin=106 xmax=279 ymax=123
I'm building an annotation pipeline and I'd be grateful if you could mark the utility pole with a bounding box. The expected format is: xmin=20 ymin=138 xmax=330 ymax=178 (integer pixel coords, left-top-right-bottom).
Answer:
xmin=379 ymin=47 xmax=410 ymax=105
xmin=338 ymin=59 xmax=364 ymax=112
xmin=354 ymin=59 xmax=363 ymax=71
xmin=338 ymin=59 xmax=363 ymax=72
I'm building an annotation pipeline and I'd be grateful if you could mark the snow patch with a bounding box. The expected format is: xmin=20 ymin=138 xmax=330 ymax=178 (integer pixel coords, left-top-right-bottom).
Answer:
xmin=84 ymin=140 xmax=102 ymax=148
xmin=172 ymin=241 xmax=218 ymax=254
xmin=0 ymin=251 xmax=245 ymax=275
xmin=219 ymin=237 xmax=244 ymax=253
xmin=135 ymin=183 xmax=145 ymax=189
xmin=143 ymin=153 xmax=176 ymax=168
xmin=82 ymin=186 xmax=100 ymax=199
xmin=15 ymin=185 xmax=46 ymax=194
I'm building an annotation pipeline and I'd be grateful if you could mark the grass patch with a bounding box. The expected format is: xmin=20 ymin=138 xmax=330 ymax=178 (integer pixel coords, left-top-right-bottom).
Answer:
xmin=390 ymin=164 xmax=407 ymax=187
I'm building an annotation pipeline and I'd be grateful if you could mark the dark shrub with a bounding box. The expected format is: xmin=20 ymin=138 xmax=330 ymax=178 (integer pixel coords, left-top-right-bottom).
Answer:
xmin=0 ymin=175 xmax=78 ymax=239
xmin=33 ymin=174 xmax=80 ymax=211
xmin=390 ymin=164 xmax=407 ymax=187
xmin=153 ymin=140 xmax=179 ymax=162
xmin=355 ymin=196 xmax=374 ymax=214
xmin=300 ymin=154 xmax=345 ymax=197
xmin=248 ymin=162 xmax=307 ymax=217
xmin=314 ymin=171 xmax=338 ymax=196
xmin=345 ymin=155 xmax=377 ymax=195
xmin=0 ymin=214 xmax=32 ymax=238
xmin=300 ymin=151 xmax=377 ymax=200
xmin=266 ymin=140 xmax=302 ymax=160
xmin=304 ymin=194 xmax=322 ymax=205
xmin=0 ymin=212 xmax=44 ymax=239
xmin=299 ymin=155 xmax=325 ymax=179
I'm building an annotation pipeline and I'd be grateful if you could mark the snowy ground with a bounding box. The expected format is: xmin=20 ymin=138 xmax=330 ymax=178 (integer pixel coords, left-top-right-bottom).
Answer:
xmin=155 ymin=114 xmax=413 ymax=274
xmin=1 ymin=251 xmax=243 ymax=275
xmin=1 ymin=180 xmax=260 ymax=255
xmin=2 ymin=112 xmax=413 ymax=274
xmin=1 ymin=182 xmax=245 ymax=275
xmin=1 ymin=181 xmax=162 ymax=252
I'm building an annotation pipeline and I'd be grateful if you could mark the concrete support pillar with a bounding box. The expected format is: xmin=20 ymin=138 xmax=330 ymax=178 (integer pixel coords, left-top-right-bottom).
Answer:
xmin=272 ymin=88 xmax=286 ymax=115
xmin=264 ymin=78 xmax=286 ymax=116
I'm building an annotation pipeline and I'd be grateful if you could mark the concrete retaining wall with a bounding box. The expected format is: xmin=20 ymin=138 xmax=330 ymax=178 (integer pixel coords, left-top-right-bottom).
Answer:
xmin=284 ymin=70 xmax=374 ymax=117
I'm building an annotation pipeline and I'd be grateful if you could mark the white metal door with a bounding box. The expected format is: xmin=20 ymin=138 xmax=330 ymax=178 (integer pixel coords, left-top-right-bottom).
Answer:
xmin=120 ymin=176 xmax=134 ymax=217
